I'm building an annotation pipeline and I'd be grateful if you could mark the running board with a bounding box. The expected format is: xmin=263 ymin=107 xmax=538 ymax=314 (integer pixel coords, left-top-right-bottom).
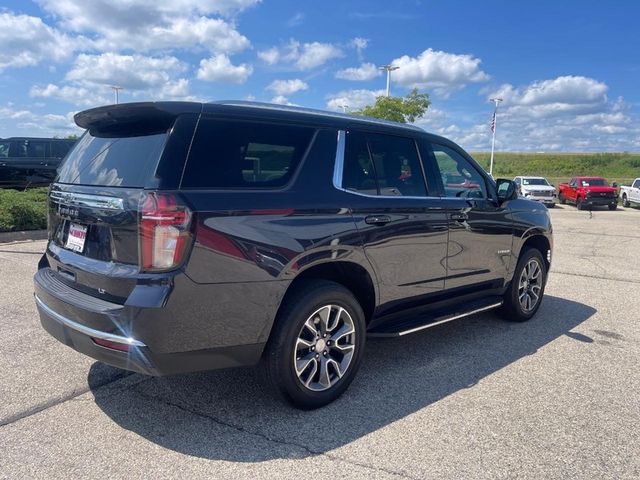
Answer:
xmin=368 ymin=298 xmax=503 ymax=338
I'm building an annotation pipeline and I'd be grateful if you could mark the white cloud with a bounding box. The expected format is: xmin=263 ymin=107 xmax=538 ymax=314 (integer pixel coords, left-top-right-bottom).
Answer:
xmin=391 ymin=48 xmax=490 ymax=96
xmin=0 ymin=12 xmax=83 ymax=71
xmin=350 ymin=37 xmax=368 ymax=60
xmin=196 ymin=54 xmax=253 ymax=83
xmin=67 ymin=53 xmax=187 ymax=90
xmin=32 ymin=53 xmax=196 ymax=105
xmin=0 ymin=107 xmax=80 ymax=136
xmin=258 ymin=40 xmax=343 ymax=70
xmin=286 ymin=12 xmax=305 ymax=27
xmin=266 ymin=79 xmax=308 ymax=96
xmin=270 ymin=95 xmax=289 ymax=105
xmin=36 ymin=0 xmax=254 ymax=53
xmin=257 ymin=48 xmax=280 ymax=65
xmin=30 ymin=84 xmax=109 ymax=107
xmin=449 ymin=76 xmax=638 ymax=151
xmin=336 ymin=62 xmax=381 ymax=81
xmin=485 ymin=76 xmax=609 ymax=118
xmin=325 ymin=89 xmax=385 ymax=111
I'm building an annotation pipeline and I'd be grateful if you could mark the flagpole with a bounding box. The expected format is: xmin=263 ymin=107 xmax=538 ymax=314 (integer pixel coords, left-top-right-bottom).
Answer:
xmin=489 ymin=97 xmax=502 ymax=177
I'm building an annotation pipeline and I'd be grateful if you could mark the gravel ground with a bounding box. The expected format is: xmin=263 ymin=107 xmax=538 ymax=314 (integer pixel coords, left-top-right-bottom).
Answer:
xmin=1 ymin=205 xmax=639 ymax=479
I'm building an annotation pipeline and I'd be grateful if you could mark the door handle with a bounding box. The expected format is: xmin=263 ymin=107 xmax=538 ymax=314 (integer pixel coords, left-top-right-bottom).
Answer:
xmin=365 ymin=215 xmax=391 ymax=226
xmin=450 ymin=212 xmax=468 ymax=222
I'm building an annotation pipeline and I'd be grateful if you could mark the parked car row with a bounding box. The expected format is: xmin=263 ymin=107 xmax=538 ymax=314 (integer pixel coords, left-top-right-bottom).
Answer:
xmin=0 ymin=137 xmax=76 ymax=188
xmin=512 ymin=175 xmax=640 ymax=212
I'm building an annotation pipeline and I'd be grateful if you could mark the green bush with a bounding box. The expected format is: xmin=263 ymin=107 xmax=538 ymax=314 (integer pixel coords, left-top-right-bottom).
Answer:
xmin=0 ymin=188 xmax=48 ymax=232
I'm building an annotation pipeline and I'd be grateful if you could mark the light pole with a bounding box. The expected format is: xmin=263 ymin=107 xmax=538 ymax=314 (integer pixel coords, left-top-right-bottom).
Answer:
xmin=339 ymin=105 xmax=349 ymax=113
xmin=379 ymin=65 xmax=399 ymax=97
xmin=489 ymin=97 xmax=503 ymax=177
xmin=110 ymin=86 xmax=123 ymax=104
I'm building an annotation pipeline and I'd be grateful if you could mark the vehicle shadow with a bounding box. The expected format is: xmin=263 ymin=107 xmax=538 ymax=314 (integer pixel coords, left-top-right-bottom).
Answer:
xmin=89 ymin=295 xmax=595 ymax=462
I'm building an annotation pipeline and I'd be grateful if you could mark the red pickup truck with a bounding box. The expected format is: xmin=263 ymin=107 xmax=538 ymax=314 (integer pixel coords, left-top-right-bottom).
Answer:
xmin=558 ymin=176 xmax=618 ymax=210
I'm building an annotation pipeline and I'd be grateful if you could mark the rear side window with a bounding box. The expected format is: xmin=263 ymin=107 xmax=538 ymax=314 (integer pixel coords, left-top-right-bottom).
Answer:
xmin=342 ymin=131 xmax=427 ymax=197
xmin=57 ymin=131 xmax=168 ymax=187
xmin=182 ymin=118 xmax=315 ymax=189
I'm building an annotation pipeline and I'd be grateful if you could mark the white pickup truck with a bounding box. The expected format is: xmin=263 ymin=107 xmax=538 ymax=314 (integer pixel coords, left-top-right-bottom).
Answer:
xmin=620 ymin=178 xmax=640 ymax=207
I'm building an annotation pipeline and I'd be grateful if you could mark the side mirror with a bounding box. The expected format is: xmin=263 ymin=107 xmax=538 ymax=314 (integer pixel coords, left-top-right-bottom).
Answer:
xmin=612 ymin=182 xmax=618 ymax=188
xmin=496 ymin=178 xmax=518 ymax=204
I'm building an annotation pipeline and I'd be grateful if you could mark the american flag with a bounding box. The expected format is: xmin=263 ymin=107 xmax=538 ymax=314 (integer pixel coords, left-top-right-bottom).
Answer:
xmin=490 ymin=112 xmax=496 ymax=133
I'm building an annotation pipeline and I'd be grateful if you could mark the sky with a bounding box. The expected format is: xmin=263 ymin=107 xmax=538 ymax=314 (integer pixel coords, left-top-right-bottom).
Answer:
xmin=1 ymin=0 xmax=639 ymax=152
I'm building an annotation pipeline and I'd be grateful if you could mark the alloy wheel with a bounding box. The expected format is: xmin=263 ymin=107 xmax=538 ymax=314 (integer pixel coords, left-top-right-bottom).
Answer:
xmin=293 ymin=304 xmax=356 ymax=392
xmin=518 ymin=259 xmax=543 ymax=312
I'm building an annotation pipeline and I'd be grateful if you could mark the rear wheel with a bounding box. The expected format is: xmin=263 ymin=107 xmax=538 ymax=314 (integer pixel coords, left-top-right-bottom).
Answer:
xmin=262 ymin=280 xmax=366 ymax=409
xmin=499 ymin=248 xmax=547 ymax=322
xmin=576 ymin=197 xmax=584 ymax=210
xmin=609 ymin=203 xmax=617 ymax=210
xmin=622 ymin=194 xmax=630 ymax=207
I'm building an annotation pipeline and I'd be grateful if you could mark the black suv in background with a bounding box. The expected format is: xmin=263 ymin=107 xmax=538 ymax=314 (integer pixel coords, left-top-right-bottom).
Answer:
xmin=34 ymin=102 xmax=552 ymax=409
xmin=0 ymin=137 xmax=76 ymax=188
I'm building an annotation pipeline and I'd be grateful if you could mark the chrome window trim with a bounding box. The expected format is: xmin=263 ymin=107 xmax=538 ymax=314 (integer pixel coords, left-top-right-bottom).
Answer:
xmin=332 ymin=129 xmax=442 ymax=201
xmin=35 ymin=295 xmax=146 ymax=347
xmin=49 ymin=191 xmax=124 ymax=210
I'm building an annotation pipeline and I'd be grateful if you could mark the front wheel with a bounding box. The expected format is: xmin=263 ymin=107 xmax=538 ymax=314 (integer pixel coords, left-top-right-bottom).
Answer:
xmin=576 ymin=197 xmax=584 ymax=210
xmin=609 ymin=203 xmax=617 ymax=210
xmin=622 ymin=194 xmax=630 ymax=207
xmin=499 ymin=248 xmax=547 ymax=322
xmin=558 ymin=193 xmax=566 ymax=205
xmin=262 ymin=280 xmax=366 ymax=409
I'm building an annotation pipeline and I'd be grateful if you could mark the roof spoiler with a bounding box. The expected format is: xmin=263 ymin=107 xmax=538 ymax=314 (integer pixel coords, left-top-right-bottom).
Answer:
xmin=74 ymin=102 xmax=202 ymax=131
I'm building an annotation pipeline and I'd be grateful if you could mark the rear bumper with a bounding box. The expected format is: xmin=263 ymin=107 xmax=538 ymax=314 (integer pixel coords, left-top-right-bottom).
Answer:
xmin=34 ymin=267 xmax=274 ymax=375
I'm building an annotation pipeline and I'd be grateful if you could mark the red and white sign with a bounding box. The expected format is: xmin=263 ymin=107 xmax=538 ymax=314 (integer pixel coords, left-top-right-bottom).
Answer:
xmin=65 ymin=223 xmax=87 ymax=253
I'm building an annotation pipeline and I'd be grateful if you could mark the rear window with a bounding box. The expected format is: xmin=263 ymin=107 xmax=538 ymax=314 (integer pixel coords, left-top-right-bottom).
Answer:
xmin=56 ymin=131 xmax=168 ymax=187
xmin=181 ymin=118 xmax=315 ymax=189
xmin=581 ymin=178 xmax=608 ymax=187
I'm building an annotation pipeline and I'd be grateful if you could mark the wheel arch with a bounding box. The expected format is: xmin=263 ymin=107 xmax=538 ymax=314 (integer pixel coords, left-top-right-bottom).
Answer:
xmin=277 ymin=260 xmax=378 ymax=326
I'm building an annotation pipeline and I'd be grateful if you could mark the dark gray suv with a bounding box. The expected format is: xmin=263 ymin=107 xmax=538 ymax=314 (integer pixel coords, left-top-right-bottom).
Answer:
xmin=34 ymin=101 xmax=552 ymax=409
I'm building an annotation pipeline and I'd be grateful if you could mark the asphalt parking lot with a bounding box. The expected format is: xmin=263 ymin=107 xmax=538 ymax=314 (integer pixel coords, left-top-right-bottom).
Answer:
xmin=1 ymin=205 xmax=639 ymax=479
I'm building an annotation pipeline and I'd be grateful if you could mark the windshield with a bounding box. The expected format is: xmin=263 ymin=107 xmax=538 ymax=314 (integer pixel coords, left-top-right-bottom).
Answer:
xmin=522 ymin=178 xmax=549 ymax=186
xmin=581 ymin=178 xmax=608 ymax=187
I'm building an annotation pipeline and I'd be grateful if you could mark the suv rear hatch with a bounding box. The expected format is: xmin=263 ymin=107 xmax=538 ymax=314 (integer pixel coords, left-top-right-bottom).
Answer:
xmin=45 ymin=102 xmax=200 ymax=302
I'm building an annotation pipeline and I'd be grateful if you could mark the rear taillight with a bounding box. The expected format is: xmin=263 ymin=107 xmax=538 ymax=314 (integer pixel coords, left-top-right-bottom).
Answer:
xmin=139 ymin=192 xmax=192 ymax=271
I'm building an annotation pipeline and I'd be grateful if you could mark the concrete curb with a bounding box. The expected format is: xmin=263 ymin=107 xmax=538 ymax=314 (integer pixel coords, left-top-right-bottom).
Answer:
xmin=0 ymin=230 xmax=48 ymax=244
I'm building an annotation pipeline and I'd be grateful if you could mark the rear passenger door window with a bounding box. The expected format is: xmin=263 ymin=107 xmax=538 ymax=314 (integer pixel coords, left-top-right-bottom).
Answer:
xmin=342 ymin=131 xmax=377 ymax=195
xmin=182 ymin=118 xmax=315 ymax=189
xmin=430 ymin=143 xmax=487 ymax=199
xmin=341 ymin=131 xmax=428 ymax=197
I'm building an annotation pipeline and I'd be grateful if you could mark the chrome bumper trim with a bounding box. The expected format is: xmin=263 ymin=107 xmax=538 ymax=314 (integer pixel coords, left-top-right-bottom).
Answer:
xmin=35 ymin=294 xmax=146 ymax=347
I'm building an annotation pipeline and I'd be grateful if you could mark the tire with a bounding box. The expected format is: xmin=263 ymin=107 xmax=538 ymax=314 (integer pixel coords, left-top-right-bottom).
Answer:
xmin=622 ymin=194 xmax=630 ymax=208
xmin=499 ymin=248 xmax=547 ymax=322
xmin=558 ymin=193 xmax=566 ymax=205
xmin=609 ymin=204 xmax=617 ymax=211
xmin=576 ymin=197 xmax=584 ymax=210
xmin=262 ymin=280 xmax=366 ymax=409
